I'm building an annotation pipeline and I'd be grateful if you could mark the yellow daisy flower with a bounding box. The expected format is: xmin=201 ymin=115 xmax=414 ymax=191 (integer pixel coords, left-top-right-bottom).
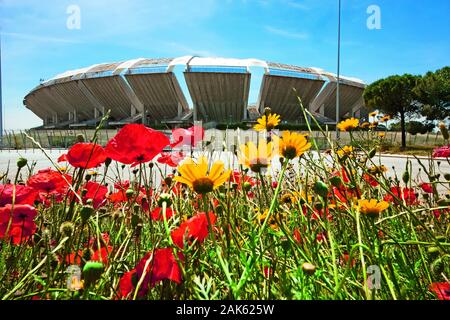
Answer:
xmin=369 ymin=121 xmax=379 ymax=129
xmin=380 ymin=115 xmax=391 ymax=122
xmin=337 ymin=145 xmax=354 ymax=158
xmin=272 ymin=131 xmax=311 ymax=160
xmin=378 ymin=132 xmax=386 ymax=138
xmin=254 ymin=113 xmax=281 ymax=131
xmin=358 ymin=199 xmax=389 ymax=217
xmin=360 ymin=122 xmax=370 ymax=129
xmin=174 ymin=156 xmax=231 ymax=194
xmin=368 ymin=165 xmax=387 ymax=175
xmin=239 ymin=139 xmax=275 ymax=173
xmin=337 ymin=118 xmax=359 ymax=132
xmin=257 ymin=208 xmax=279 ymax=230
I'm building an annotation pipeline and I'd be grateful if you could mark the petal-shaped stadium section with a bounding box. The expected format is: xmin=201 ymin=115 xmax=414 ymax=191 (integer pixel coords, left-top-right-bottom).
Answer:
xmin=23 ymin=57 xmax=367 ymax=128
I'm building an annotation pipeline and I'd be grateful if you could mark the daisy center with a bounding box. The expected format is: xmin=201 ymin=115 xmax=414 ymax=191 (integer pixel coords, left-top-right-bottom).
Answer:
xmin=249 ymin=158 xmax=269 ymax=173
xmin=192 ymin=177 xmax=214 ymax=194
xmin=282 ymin=146 xmax=298 ymax=160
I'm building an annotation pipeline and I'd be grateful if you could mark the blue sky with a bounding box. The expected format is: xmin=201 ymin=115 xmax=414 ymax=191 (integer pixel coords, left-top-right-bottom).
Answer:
xmin=1 ymin=0 xmax=449 ymax=130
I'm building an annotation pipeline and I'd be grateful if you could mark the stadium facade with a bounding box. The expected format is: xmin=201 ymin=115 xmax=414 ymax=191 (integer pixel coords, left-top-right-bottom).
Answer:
xmin=23 ymin=56 xmax=367 ymax=129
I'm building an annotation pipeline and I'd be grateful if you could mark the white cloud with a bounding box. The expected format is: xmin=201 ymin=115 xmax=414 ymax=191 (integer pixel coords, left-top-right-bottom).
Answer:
xmin=265 ymin=26 xmax=309 ymax=39
xmin=285 ymin=1 xmax=309 ymax=10
xmin=165 ymin=42 xmax=216 ymax=57
xmin=1 ymin=32 xmax=81 ymax=44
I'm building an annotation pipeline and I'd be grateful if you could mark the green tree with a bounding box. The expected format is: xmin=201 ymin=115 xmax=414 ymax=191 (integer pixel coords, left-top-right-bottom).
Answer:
xmin=415 ymin=66 xmax=450 ymax=121
xmin=364 ymin=74 xmax=420 ymax=149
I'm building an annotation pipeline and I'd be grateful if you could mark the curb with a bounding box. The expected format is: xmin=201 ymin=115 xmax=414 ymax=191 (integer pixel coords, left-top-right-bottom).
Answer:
xmin=375 ymin=153 xmax=448 ymax=161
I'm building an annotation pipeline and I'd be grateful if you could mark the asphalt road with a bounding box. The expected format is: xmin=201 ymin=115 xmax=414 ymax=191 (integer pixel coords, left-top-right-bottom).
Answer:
xmin=1 ymin=149 xmax=449 ymax=190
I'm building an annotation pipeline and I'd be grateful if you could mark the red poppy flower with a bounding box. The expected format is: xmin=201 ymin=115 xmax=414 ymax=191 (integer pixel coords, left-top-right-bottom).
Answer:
xmin=92 ymin=246 xmax=113 ymax=265
xmin=340 ymin=252 xmax=356 ymax=268
xmin=67 ymin=142 xmax=107 ymax=169
xmin=108 ymin=190 xmax=127 ymax=204
xmin=332 ymin=168 xmax=350 ymax=184
xmin=419 ymin=183 xmax=433 ymax=194
xmin=114 ymin=180 xmax=130 ymax=190
xmin=432 ymin=145 xmax=450 ymax=158
xmin=57 ymin=153 xmax=68 ymax=162
xmin=293 ymin=229 xmax=302 ymax=244
xmin=65 ymin=250 xmax=83 ymax=265
xmin=171 ymin=126 xmax=204 ymax=148
xmin=157 ymin=151 xmax=185 ymax=167
xmin=27 ymin=168 xmax=71 ymax=194
xmin=105 ymin=124 xmax=170 ymax=166
xmin=150 ymin=207 xmax=175 ymax=221
xmin=136 ymin=191 xmax=152 ymax=212
xmin=433 ymin=208 xmax=450 ymax=219
xmin=363 ymin=174 xmax=379 ymax=187
xmin=0 ymin=184 xmax=38 ymax=206
xmin=122 ymin=248 xmax=182 ymax=298
xmin=263 ymin=266 xmax=273 ymax=279
xmin=331 ymin=186 xmax=351 ymax=204
xmin=82 ymin=181 xmax=108 ymax=208
xmin=302 ymin=206 xmax=332 ymax=221
xmin=89 ymin=232 xmax=110 ymax=249
xmin=0 ymin=204 xmax=37 ymax=245
xmin=316 ymin=232 xmax=327 ymax=243
xmin=171 ymin=212 xmax=216 ymax=248
xmin=430 ymin=282 xmax=450 ymax=300
xmin=384 ymin=187 xmax=417 ymax=205
xmin=136 ymin=248 xmax=183 ymax=288
xmin=231 ymin=170 xmax=257 ymax=189
xmin=118 ymin=269 xmax=137 ymax=299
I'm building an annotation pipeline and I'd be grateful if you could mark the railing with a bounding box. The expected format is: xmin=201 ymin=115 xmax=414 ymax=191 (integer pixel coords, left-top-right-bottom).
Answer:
xmin=0 ymin=129 xmax=447 ymax=151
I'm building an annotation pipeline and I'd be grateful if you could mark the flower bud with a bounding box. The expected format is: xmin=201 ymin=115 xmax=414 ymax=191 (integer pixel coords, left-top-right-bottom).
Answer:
xmin=157 ymin=193 xmax=172 ymax=207
xmin=313 ymin=181 xmax=329 ymax=198
xmin=80 ymin=205 xmax=94 ymax=223
xmin=76 ymin=134 xmax=85 ymax=143
xmin=131 ymin=214 xmax=141 ymax=228
xmin=302 ymin=262 xmax=316 ymax=275
xmin=125 ymin=188 xmax=134 ymax=199
xmin=59 ymin=221 xmax=75 ymax=238
xmin=402 ymin=170 xmax=410 ymax=185
xmin=82 ymin=261 xmax=104 ymax=287
xmin=329 ymin=176 xmax=342 ymax=188
xmin=164 ymin=176 xmax=173 ymax=186
xmin=243 ymin=181 xmax=252 ymax=191
xmin=17 ymin=157 xmax=28 ymax=169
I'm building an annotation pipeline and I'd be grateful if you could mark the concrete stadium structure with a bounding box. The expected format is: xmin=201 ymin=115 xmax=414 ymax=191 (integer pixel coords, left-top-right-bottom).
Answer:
xmin=23 ymin=56 xmax=367 ymax=129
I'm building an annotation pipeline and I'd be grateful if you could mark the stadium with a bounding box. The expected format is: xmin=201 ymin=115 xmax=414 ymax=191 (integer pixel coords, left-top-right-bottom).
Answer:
xmin=23 ymin=56 xmax=367 ymax=129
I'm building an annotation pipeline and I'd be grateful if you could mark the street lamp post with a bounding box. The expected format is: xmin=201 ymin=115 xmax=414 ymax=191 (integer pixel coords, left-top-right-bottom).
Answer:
xmin=336 ymin=0 xmax=341 ymax=140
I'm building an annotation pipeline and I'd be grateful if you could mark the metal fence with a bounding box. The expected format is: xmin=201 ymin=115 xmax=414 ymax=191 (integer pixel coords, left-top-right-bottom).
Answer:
xmin=0 ymin=129 xmax=447 ymax=151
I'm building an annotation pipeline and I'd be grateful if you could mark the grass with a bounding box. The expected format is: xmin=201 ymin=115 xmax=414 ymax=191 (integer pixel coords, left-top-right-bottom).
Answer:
xmin=379 ymin=145 xmax=435 ymax=157
xmin=0 ymin=110 xmax=449 ymax=301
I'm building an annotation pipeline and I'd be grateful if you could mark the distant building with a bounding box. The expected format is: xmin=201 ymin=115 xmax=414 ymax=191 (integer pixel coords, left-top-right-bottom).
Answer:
xmin=23 ymin=56 xmax=367 ymax=129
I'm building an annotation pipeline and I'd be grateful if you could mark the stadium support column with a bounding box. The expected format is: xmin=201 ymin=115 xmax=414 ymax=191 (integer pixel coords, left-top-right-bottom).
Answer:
xmin=142 ymin=106 xmax=148 ymax=126
xmin=193 ymin=103 xmax=198 ymax=122
xmin=178 ymin=102 xmax=182 ymax=118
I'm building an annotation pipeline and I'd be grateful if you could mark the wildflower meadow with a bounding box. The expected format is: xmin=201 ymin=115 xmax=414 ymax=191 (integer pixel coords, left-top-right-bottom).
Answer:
xmin=0 ymin=106 xmax=449 ymax=301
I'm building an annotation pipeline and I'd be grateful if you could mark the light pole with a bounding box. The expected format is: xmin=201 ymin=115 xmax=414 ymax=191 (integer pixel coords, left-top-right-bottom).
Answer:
xmin=335 ymin=0 xmax=341 ymax=140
